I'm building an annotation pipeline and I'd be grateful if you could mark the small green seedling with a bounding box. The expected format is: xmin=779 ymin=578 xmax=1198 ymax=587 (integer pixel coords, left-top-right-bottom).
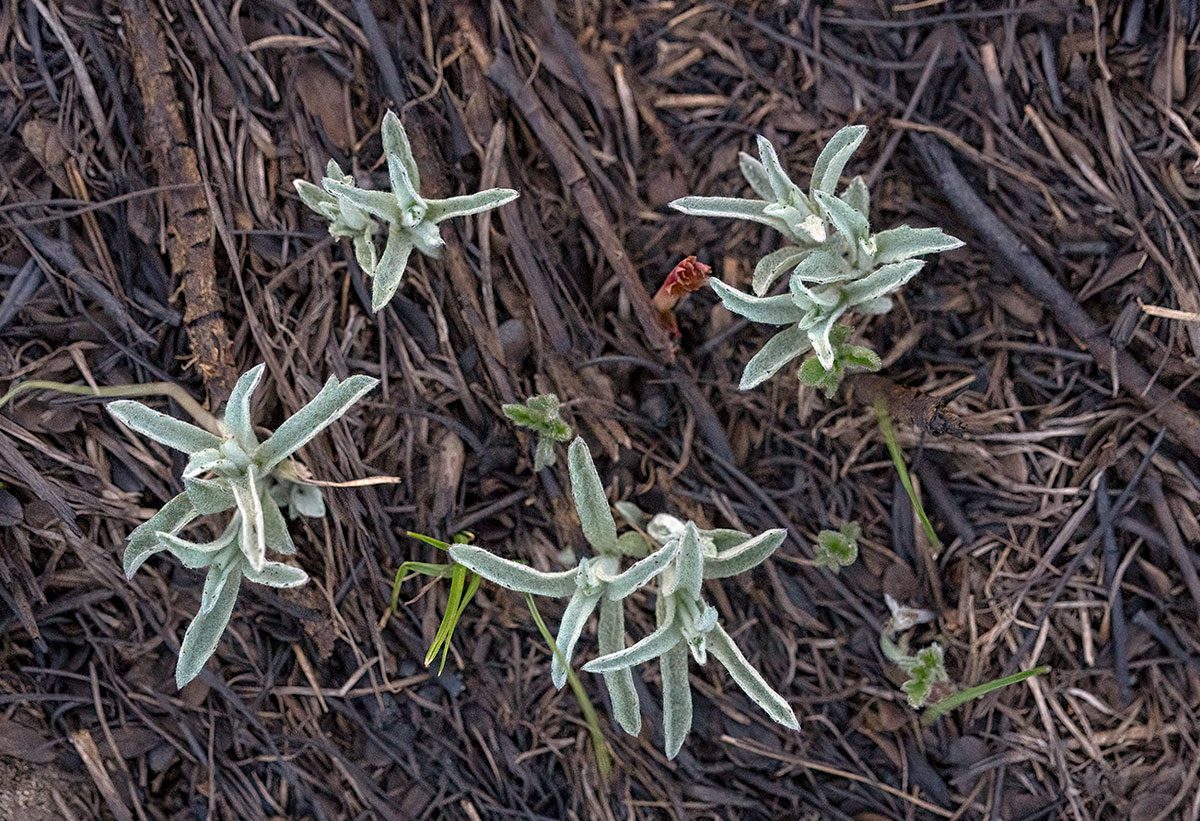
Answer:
xmin=674 ymin=126 xmax=962 ymax=392
xmin=389 ymin=530 xmax=482 ymax=675
xmin=502 ymin=394 xmax=573 ymax=471
xmin=879 ymin=594 xmax=946 ymax=708
xmin=449 ymin=438 xmax=796 ymax=759
xmin=814 ymin=521 xmax=860 ymax=572
xmin=880 ymin=594 xmax=1048 ymax=718
xmin=296 ymin=111 xmax=519 ymax=312
xmin=108 ymin=364 xmax=378 ymax=687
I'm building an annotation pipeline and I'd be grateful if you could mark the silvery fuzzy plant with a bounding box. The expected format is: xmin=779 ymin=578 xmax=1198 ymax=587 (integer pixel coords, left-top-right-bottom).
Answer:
xmin=108 ymin=365 xmax=378 ymax=687
xmin=586 ymin=507 xmax=797 ymax=758
xmin=450 ymin=439 xmax=797 ymax=758
xmin=671 ymin=126 xmax=963 ymax=391
xmin=295 ymin=111 xmax=519 ymax=312
xmin=502 ymin=393 xmax=572 ymax=471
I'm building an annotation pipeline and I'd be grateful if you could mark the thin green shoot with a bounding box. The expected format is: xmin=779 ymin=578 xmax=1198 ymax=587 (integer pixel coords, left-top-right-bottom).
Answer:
xmin=874 ymin=399 xmax=941 ymax=557
xmin=524 ymin=593 xmax=614 ymax=779
xmin=0 ymin=379 xmax=221 ymax=434
xmin=921 ymin=666 xmax=1050 ymax=725
xmin=389 ymin=531 xmax=481 ymax=675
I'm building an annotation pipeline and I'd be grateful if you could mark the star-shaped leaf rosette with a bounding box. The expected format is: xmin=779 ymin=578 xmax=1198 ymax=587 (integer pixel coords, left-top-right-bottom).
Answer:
xmin=295 ymin=111 xmax=519 ymax=312
xmin=589 ymin=507 xmax=797 ymax=758
xmin=670 ymin=126 xmax=962 ymax=393
xmin=449 ymin=438 xmax=796 ymax=758
xmin=107 ymin=365 xmax=378 ymax=687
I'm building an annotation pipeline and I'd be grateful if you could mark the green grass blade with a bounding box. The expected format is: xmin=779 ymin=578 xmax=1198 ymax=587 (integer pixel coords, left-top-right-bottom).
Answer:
xmin=405 ymin=530 xmax=451 ymax=551
xmin=525 ymin=594 xmax=614 ymax=779
xmin=390 ymin=561 xmax=455 ymax=613
xmin=427 ymin=564 xmax=468 ymax=671
xmin=874 ymin=399 xmax=942 ymax=557
xmin=921 ymin=666 xmax=1050 ymax=725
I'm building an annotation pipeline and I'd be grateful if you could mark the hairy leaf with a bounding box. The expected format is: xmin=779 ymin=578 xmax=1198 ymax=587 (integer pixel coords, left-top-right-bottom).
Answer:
xmin=176 ymin=567 xmax=242 ymax=688
xmin=568 ymin=438 xmax=618 ymax=553
xmin=710 ymin=279 xmax=806 ymax=326
xmin=124 ymin=492 xmax=198 ymax=578
xmin=660 ymin=642 xmax=692 ymax=760
xmin=583 ymin=620 xmax=681 ymax=674
xmin=108 ymin=400 xmax=222 ymax=455
xmin=598 ymin=597 xmax=641 ymax=735
xmin=223 ymin=364 xmax=264 ymax=450
xmin=704 ymin=528 xmax=787 ymax=578
xmin=256 ymin=375 xmax=378 ymax=471
xmin=873 ymin=225 xmax=963 ymax=265
xmin=739 ymin=325 xmax=812 ymax=390
xmin=551 ymin=590 xmax=602 ymax=689
xmin=811 ymin=125 xmax=867 ymax=195
xmin=448 ymin=544 xmax=578 ymax=597
xmin=708 ymin=624 xmax=799 ymax=729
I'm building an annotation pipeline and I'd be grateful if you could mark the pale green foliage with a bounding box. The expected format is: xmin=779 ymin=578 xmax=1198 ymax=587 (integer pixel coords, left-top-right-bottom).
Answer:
xmin=502 ymin=394 xmax=573 ymax=471
xmin=880 ymin=593 xmax=946 ymax=708
xmin=673 ymin=126 xmax=962 ymax=389
xmin=814 ymin=520 xmax=860 ymax=572
xmin=898 ymin=643 xmax=950 ymax=708
xmin=296 ymin=111 xmax=519 ymax=312
xmin=798 ymin=325 xmax=882 ymax=398
xmin=390 ymin=531 xmax=482 ymax=675
xmin=450 ymin=442 xmax=796 ymax=759
xmin=108 ymin=365 xmax=378 ymax=687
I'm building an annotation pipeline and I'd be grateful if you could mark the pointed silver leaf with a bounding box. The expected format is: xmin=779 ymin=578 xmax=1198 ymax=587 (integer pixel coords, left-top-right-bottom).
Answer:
xmin=551 ymin=590 xmax=602 ymax=689
xmin=223 ymin=364 xmax=264 ymax=451
xmin=708 ymin=623 xmax=799 ymax=729
xmin=176 ymin=565 xmax=242 ymax=688
xmin=124 ymin=492 xmax=198 ymax=578
xmin=448 ymin=544 xmax=578 ymax=597
xmin=582 ymin=620 xmax=681 ymax=674
xmin=752 ymin=246 xmax=811 ymax=296
xmin=739 ymin=325 xmax=812 ymax=390
xmin=738 ymin=151 xmax=774 ymax=201
xmin=660 ymin=641 xmax=692 ymax=760
xmin=256 ymin=374 xmax=378 ymax=472
xmin=380 ymin=110 xmax=421 ymax=192
xmin=243 ymin=559 xmax=309 ymax=588
xmin=603 ymin=538 xmax=681 ymax=600
xmin=811 ymin=125 xmax=867 ymax=195
xmin=425 ymin=189 xmax=520 ymax=223
xmin=567 ymin=438 xmax=618 ymax=553
xmin=107 ymin=400 xmax=223 ymax=455
xmin=370 ymin=230 xmax=415 ymax=312
xmin=598 ymin=597 xmax=641 ymax=735
xmin=703 ymin=529 xmax=787 ymax=578
xmin=710 ymin=279 xmax=806 ymax=326
xmin=872 ymin=225 xmax=963 ymax=265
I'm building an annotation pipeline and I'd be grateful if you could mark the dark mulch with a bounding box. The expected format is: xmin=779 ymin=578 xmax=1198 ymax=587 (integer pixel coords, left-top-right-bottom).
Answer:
xmin=3 ymin=1 xmax=1200 ymax=818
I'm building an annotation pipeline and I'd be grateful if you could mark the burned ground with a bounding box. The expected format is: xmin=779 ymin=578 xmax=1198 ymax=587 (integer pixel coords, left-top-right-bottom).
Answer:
xmin=2 ymin=1 xmax=1200 ymax=818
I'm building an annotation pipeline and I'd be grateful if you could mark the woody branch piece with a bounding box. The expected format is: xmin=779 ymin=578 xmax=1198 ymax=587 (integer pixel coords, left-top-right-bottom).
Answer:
xmin=917 ymin=135 xmax=1200 ymax=461
xmin=122 ymin=0 xmax=237 ymax=402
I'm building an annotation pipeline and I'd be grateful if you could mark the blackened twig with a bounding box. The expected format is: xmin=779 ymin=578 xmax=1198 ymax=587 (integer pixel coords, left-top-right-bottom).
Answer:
xmin=1145 ymin=473 xmax=1200 ymax=616
xmin=1095 ymin=472 xmax=1132 ymax=706
xmin=917 ymin=136 xmax=1200 ymax=461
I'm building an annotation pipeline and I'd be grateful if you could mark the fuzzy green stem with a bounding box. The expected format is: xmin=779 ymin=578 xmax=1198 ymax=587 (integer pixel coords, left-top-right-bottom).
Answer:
xmin=525 ymin=593 xmax=614 ymax=779
xmin=1 ymin=379 xmax=221 ymax=435
xmin=873 ymin=398 xmax=941 ymax=558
